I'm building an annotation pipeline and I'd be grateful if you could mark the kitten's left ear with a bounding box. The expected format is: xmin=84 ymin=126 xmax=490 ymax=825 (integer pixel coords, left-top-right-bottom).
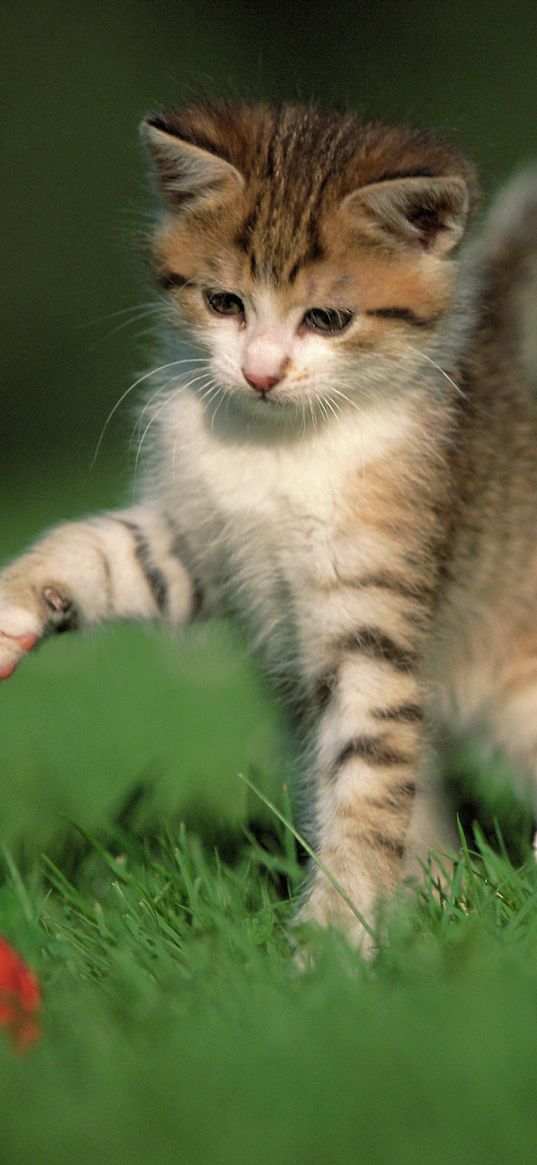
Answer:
xmin=141 ymin=118 xmax=244 ymax=211
xmin=342 ymin=176 xmax=469 ymax=255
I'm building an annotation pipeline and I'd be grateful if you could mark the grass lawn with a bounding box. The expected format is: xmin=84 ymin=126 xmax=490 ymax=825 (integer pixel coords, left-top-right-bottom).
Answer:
xmin=2 ymin=461 xmax=537 ymax=1165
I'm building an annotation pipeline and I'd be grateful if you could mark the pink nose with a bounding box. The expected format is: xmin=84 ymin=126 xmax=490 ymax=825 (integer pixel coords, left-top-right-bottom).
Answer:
xmin=243 ymin=370 xmax=281 ymax=393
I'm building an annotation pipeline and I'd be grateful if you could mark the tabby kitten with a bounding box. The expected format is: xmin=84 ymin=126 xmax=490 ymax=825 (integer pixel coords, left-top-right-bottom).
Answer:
xmin=2 ymin=101 xmax=537 ymax=951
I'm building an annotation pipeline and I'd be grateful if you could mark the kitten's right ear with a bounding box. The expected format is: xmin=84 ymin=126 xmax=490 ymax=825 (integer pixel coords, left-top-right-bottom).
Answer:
xmin=141 ymin=118 xmax=244 ymax=211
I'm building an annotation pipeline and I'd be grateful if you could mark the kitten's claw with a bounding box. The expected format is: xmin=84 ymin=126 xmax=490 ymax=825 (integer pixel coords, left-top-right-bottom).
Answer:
xmin=42 ymin=586 xmax=72 ymax=615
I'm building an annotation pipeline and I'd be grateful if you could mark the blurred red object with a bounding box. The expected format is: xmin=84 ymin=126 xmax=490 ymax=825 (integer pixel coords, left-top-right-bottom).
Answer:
xmin=0 ymin=938 xmax=41 ymax=1052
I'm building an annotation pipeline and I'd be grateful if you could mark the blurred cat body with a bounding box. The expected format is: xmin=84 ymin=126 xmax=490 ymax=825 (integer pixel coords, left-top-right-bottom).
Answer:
xmin=2 ymin=102 xmax=537 ymax=951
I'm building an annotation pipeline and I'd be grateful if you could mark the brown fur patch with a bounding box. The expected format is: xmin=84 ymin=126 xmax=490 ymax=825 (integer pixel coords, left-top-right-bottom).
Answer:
xmin=147 ymin=101 xmax=476 ymax=355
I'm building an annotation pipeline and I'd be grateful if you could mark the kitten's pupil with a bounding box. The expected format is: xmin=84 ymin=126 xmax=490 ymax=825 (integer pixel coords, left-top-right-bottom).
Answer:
xmin=205 ymin=290 xmax=245 ymax=317
xmin=303 ymin=308 xmax=354 ymax=334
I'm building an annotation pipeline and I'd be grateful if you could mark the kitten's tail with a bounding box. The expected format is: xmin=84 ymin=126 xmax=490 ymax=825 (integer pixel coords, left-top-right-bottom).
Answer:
xmin=480 ymin=169 xmax=537 ymax=383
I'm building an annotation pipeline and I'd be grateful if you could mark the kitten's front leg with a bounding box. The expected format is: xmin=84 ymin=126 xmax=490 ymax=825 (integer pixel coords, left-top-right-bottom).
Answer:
xmin=0 ymin=506 xmax=199 ymax=678
xmin=295 ymin=641 xmax=427 ymax=955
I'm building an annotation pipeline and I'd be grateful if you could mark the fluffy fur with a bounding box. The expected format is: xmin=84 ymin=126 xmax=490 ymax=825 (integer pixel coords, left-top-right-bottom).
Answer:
xmin=2 ymin=101 xmax=537 ymax=952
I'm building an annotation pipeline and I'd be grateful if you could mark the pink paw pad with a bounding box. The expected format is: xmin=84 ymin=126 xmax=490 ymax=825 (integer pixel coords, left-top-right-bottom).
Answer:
xmin=0 ymin=657 xmax=19 ymax=680
xmin=0 ymin=630 xmax=40 ymax=681
xmin=15 ymin=632 xmax=39 ymax=652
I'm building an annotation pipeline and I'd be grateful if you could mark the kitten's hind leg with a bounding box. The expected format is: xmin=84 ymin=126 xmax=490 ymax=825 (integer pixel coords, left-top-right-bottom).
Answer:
xmin=484 ymin=646 xmax=537 ymax=855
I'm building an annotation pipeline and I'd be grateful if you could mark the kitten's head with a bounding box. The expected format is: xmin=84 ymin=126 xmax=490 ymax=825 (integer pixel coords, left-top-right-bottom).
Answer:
xmin=142 ymin=101 xmax=478 ymax=421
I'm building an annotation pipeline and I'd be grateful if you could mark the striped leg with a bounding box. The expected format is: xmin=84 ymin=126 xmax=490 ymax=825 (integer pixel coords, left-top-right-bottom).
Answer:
xmin=295 ymin=620 xmax=428 ymax=955
xmin=0 ymin=506 xmax=200 ymax=679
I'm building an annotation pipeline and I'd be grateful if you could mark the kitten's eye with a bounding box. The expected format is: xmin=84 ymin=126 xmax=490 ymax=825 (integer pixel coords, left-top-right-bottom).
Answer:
xmin=302 ymin=308 xmax=354 ymax=334
xmin=204 ymin=290 xmax=245 ymax=318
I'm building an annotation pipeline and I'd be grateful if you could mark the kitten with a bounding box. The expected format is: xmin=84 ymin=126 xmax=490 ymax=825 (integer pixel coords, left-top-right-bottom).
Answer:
xmin=2 ymin=101 xmax=537 ymax=952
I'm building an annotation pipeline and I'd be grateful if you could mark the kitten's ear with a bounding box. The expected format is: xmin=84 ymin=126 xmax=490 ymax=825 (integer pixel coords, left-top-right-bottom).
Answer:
xmin=141 ymin=119 xmax=244 ymax=210
xmin=342 ymin=176 xmax=469 ymax=255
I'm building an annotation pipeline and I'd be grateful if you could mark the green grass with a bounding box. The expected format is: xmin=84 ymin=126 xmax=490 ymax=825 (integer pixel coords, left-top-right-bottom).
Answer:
xmin=3 ymin=464 xmax=537 ymax=1165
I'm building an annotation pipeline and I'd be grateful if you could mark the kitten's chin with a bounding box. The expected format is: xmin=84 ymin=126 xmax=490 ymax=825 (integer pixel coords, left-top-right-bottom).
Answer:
xmin=198 ymin=377 xmax=349 ymax=433
xmin=206 ymin=383 xmax=303 ymax=424
xmin=232 ymin=389 xmax=325 ymax=429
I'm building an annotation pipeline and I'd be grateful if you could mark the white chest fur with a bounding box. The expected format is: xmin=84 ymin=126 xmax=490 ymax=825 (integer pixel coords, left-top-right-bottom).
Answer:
xmin=151 ymin=388 xmax=417 ymax=667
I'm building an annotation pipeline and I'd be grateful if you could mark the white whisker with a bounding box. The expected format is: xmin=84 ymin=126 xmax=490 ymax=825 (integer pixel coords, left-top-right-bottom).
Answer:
xmin=86 ymin=309 xmax=164 ymax=349
xmin=171 ymin=380 xmax=220 ymax=475
xmin=210 ymin=387 xmax=227 ymax=431
xmin=81 ymin=302 xmax=163 ymax=329
xmin=406 ymin=344 xmax=470 ymax=402
xmin=91 ymin=356 xmax=209 ymax=467
xmin=135 ymin=370 xmax=215 ymax=469
xmin=327 ymin=385 xmax=365 ymax=417
xmin=136 ymin=364 xmax=211 ymax=434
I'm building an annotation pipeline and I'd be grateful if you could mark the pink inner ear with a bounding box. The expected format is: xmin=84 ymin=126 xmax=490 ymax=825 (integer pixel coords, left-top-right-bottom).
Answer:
xmin=341 ymin=176 xmax=468 ymax=256
xmin=409 ymin=206 xmax=451 ymax=250
xmin=142 ymin=121 xmax=244 ymax=211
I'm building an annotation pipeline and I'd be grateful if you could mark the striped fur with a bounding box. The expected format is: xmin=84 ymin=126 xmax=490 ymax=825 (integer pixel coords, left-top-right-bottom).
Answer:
xmin=3 ymin=103 xmax=537 ymax=953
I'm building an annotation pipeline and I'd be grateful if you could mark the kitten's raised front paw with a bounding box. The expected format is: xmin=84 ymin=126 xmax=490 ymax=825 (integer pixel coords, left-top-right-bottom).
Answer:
xmin=0 ymin=582 xmax=72 ymax=680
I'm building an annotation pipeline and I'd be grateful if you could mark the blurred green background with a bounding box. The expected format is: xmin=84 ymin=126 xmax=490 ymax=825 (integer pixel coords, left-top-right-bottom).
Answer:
xmin=2 ymin=0 xmax=537 ymax=846
xmin=4 ymin=0 xmax=537 ymax=461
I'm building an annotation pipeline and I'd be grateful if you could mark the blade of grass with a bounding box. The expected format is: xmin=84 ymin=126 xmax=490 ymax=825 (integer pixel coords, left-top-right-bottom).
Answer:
xmin=2 ymin=846 xmax=37 ymax=925
xmin=238 ymin=773 xmax=378 ymax=942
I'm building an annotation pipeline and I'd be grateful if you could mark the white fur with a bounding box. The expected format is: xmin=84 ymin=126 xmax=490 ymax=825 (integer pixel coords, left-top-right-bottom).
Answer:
xmin=148 ymin=376 xmax=421 ymax=673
